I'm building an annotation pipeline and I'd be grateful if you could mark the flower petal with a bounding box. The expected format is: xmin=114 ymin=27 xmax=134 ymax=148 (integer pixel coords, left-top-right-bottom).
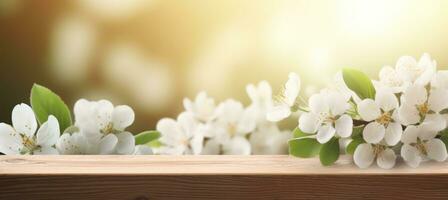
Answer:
xmin=190 ymin=132 xmax=204 ymax=155
xmin=222 ymin=136 xmax=251 ymax=155
xmin=177 ymin=112 xmax=197 ymax=138
xmin=375 ymin=90 xmax=398 ymax=112
xmin=112 ymin=105 xmax=135 ymax=131
xmin=133 ymin=145 xmax=153 ymax=155
xmin=402 ymin=84 xmax=427 ymax=106
xmin=12 ymin=103 xmax=37 ymax=138
xmin=426 ymin=139 xmax=447 ymax=162
xmin=266 ymin=105 xmax=291 ymax=122
xmin=284 ymin=72 xmax=300 ymax=106
xmin=335 ymin=114 xmax=352 ymax=138
xmin=401 ymin=144 xmax=421 ymax=168
xmin=421 ymin=114 xmax=446 ymax=134
xmin=401 ymin=125 xmax=419 ymax=144
xmin=0 ymin=123 xmax=21 ymax=155
xmin=36 ymin=115 xmax=60 ymax=146
xmin=363 ymin=122 xmax=385 ymax=144
xmin=354 ymin=143 xmax=375 ymax=168
xmin=384 ymin=122 xmax=402 ymax=146
xmin=316 ymin=124 xmax=336 ymax=144
xmin=377 ymin=148 xmax=396 ymax=169
xmin=398 ymin=103 xmax=420 ymax=125
xmin=115 ymin=132 xmax=135 ymax=155
xmin=308 ymin=93 xmax=329 ymax=115
xmin=428 ymin=88 xmax=448 ymax=112
xmin=298 ymin=112 xmax=320 ymax=134
xmin=358 ymin=99 xmax=381 ymax=121
xmin=99 ymin=134 xmax=118 ymax=155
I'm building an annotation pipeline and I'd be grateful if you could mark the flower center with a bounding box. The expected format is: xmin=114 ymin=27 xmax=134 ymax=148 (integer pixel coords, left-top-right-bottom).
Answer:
xmin=373 ymin=144 xmax=386 ymax=157
xmin=417 ymin=103 xmax=429 ymax=117
xmin=227 ymin=123 xmax=237 ymax=137
xmin=321 ymin=112 xmax=336 ymax=124
xmin=20 ymin=134 xmax=39 ymax=154
xmin=100 ymin=122 xmax=114 ymax=135
xmin=413 ymin=138 xmax=428 ymax=156
xmin=376 ymin=112 xmax=392 ymax=125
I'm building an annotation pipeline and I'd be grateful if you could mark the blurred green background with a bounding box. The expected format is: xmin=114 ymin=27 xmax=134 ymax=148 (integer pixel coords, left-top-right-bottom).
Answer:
xmin=1 ymin=0 xmax=448 ymax=133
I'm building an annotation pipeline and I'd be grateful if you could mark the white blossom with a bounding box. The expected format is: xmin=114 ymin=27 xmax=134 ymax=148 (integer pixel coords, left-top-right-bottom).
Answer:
xmin=267 ymin=72 xmax=301 ymax=122
xmin=400 ymin=125 xmax=447 ymax=167
xmin=395 ymin=53 xmax=436 ymax=86
xmin=375 ymin=66 xmax=409 ymax=93
xmin=246 ymin=81 xmax=273 ymax=125
xmin=354 ymin=143 xmax=396 ymax=169
xmin=156 ymin=112 xmax=204 ymax=155
xmin=211 ymin=99 xmax=256 ymax=155
xmin=74 ymin=99 xmax=136 ymax=155
xmin=298 ymin=90 xmax=353 ymax=144
xmin=398 ymin=84 xmax=448 ymax=132
xmin=249 ymin=124 xmax=291 ymax=155
xmin=0 ymin=104 xmax=60 ymax=155
xmin=357 ymin=90 xmax=402 ymax=146
xmin=183 ymin=91 xmax=216 ymax=123
xmin=57 ymin=131 xmax=89 ymax=155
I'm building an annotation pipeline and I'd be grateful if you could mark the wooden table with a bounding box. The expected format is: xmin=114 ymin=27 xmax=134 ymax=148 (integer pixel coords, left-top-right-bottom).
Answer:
xmin=1 ymin=155 xmax=447 ymax=199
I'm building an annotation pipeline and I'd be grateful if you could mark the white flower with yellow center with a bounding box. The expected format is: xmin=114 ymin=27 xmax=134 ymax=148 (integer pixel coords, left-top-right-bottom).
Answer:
xmin=298 ymin=90 xmax=353 ymax=144
xmin=56 ymin=131 xmax=88 ymax=155
xmin=0 ymin=104 xmax=60 ymax=155
xmin=400 ymin=125 xmax=447 ymax=168
xmin=267 ymin=72 xmax=301 ymax=122
xmin=354 ymin=143 xmax=396 ymax=169
xmin=212 ymin=99 xmax=256 ymax=155
xmin=398 ymin=84 xmax=448 ymax=132
xmin=183 ymin=91 xmax=216 ymax=123
xmin=396 ymin=53 xmax=436 ymax=86
xmin=74 ymin=99 xmax=136 ymax=155
xmin=357 ymin=90 xmax=403 ymax=146
xmin=156 ymin=112 xmax=204 ymax=155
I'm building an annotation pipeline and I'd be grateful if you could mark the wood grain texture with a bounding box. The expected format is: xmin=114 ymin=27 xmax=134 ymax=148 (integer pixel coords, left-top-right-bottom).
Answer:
xmin=1 ymin=155 xmax=448 ymax=199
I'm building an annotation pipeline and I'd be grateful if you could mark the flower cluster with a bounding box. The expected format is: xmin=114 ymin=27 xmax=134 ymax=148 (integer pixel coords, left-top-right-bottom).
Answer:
xmin=289 ymin=53 xmax=448 ymax=168
xmin=1 ymin=53 xmax=448 ymax=169
xmin=154 ymin=77 xmax=296 ymax=155
xmin=0 ymin=85 xmax=153 ymax=155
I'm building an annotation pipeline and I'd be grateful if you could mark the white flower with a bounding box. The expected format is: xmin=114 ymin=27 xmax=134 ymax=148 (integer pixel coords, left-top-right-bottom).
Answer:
xmin=267 ymin=72 xmax=301 ymax=122
xmin=0 ymin=104 xmax=60 ymax=155
xmin=156 ymin=112 xmax=204 ymax=155
xmin=56 ymin=131 xmax=88 ymax=155
xmin=212 ymin=99 xmax=256 ymax=155
xmin=74 ymin=99 xmax=136 ymax=155
xmin=398 ymin=84 xmax=448 ymax=132
xmin=183 ymin=91 xmax=216 ymax=123
xmin=396 ymin=53 xmax=436 ymax=86
xmin=375 ymin=66 xmax=409 ymax=93
xmin=357 ymin=90 xmax=402 ymax=146
xmin=133 ymin=145 xmax=153 ymax=155
xmin=400 ymin=125 xmax=447 ymax=167
xmin=249 ymin=124 xmax=291 ymax=155
xmin=246 ymin=81 xmax=273 ymax=125
xmin=431 ymin=70 xmax=448 ymax=90
xmin=354 ymin=143 xmax=396 ymax=169
xmin=298 ymin=90 xmax=353 ymax=144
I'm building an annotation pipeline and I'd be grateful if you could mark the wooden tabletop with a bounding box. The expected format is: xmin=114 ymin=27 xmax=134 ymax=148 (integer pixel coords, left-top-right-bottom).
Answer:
xmin=1 ymin=155 xmax=447 ymax=175
xmin=1 ymin=155 xmax=448 ymax=200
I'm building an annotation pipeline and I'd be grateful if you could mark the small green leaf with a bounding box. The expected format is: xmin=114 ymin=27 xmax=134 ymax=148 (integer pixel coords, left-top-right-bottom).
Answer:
xmin=30 ymin=84 xmax=72 ymax=133
xmin=292 ymin=127 xmax=310 ymax=138
xmin=148 ymin=140 xmax=162 ymax=148
xmin=346 ymin=137 xmax=365 ymax=155
xmin=319 ymin=137 xmax=340 ymax=166
xmin=342 ymin=68 xmax=376 ymax=100
xmin=351 ymin=125 xmax=364 ymax=138
xmin=135 ymin=131 xmax=161 ymax=145
xmin=289 ymin=138 xmax=322 ymax=158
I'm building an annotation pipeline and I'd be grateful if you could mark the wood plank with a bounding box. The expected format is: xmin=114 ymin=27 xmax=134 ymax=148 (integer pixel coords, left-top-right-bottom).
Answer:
xmin=1 ymin=155 xmax=448 ymax=199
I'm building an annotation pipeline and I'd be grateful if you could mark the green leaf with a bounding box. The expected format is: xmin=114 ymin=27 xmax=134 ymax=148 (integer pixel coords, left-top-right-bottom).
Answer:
xmin=351 ymin=125 xmax=364 ymax=138
xmin=342 ymin=68 xmax=376 ymax=100
xmin=346 ymin=137 xmax=365 ymax=155
xmin=148 ymin=140 xmax=162 ymax=148
xmin=319 ymin=137 xmax=340 ymax=166
xmin=30 ymin=84 xmax=72 ymax=133
xmin=135 ymin=131 xmax=161 ymax=145
xmin=289 ymin=138 xmax=322 ymax=158
xmin=292 ymin=127 xmax=310 ymax=138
